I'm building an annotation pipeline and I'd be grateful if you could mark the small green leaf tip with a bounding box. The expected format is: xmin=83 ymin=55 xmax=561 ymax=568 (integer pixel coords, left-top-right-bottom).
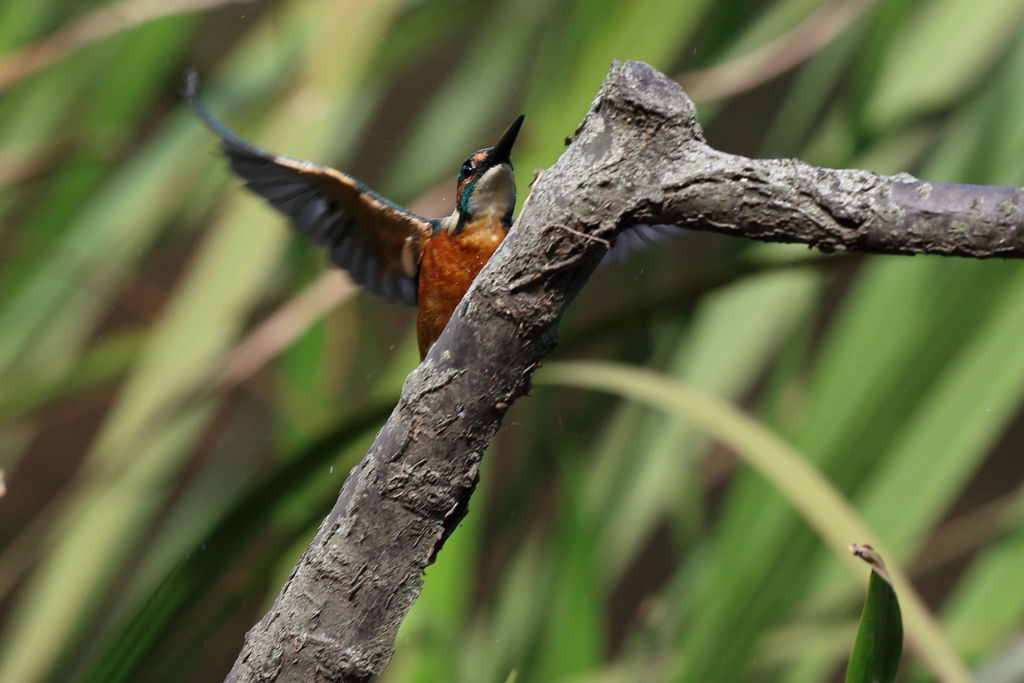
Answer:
xmin=844 ymin=544 xmax=903 ymax=683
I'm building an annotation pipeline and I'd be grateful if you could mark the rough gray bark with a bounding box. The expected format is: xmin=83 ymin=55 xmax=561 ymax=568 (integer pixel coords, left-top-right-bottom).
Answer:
xmin=225 ymin=60 xmax=1024 ymax=682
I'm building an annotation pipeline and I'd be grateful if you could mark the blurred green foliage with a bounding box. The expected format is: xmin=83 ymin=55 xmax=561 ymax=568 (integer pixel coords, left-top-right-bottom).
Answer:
xmin=1 ymin=1 xmax=1023 ymax=681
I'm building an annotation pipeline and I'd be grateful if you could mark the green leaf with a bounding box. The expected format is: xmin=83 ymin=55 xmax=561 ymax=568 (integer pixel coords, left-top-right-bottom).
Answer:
xmin=844 ymin=544 xmax=903 ymax=683
xmin=79 ymin=401 xmax=393 ymax=683
xmin=0 ymin=3 xmax=408 ymax=681
xmin=864 ymin=0 xmax=1024 ymax=128
xmin=538 ymin=360 xmax=969 ymax=683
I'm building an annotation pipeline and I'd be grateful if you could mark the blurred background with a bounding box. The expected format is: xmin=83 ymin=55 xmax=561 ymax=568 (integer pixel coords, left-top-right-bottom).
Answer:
xmin=2 ymin=0 xmax=1024 ymax=681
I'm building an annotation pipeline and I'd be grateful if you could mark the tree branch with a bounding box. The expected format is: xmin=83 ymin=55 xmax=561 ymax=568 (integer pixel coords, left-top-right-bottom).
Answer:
xmin=225 ymin=60 xmax=1024 ymax=682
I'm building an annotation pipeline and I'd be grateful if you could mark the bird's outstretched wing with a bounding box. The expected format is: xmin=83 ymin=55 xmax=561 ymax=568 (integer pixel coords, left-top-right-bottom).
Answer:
xmin=604 ymin=223 xmax=684 ymax=263
xmin=185 ymin=72 xmax=433 ymax=306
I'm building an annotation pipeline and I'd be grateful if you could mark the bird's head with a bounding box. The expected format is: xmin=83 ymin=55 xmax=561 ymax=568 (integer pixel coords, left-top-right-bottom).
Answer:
xmin=449 ymin=114 xmax=524 ymax=233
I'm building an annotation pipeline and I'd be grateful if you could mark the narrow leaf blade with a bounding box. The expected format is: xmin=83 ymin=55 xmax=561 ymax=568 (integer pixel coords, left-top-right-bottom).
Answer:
xmin=845 ymin=544 xmax=903 ymax=683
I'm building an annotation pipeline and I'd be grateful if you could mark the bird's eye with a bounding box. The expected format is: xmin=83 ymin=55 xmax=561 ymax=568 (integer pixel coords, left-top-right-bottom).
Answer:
xmin=459 ymin=159 xmax=473 ymax=180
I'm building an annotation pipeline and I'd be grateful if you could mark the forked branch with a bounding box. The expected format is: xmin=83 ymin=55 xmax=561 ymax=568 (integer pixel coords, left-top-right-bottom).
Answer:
xmin=226 ymin=60 xmax=1023 ymax=683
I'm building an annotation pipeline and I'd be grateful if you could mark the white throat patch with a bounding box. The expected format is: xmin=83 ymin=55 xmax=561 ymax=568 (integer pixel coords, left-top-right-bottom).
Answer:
xmin=467 ymin=164 xmax=515 ymax=219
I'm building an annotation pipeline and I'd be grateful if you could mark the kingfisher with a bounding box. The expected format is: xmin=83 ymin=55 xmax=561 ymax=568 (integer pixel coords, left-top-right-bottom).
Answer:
xmin=185 ymin=71 xmax=523 ymax=359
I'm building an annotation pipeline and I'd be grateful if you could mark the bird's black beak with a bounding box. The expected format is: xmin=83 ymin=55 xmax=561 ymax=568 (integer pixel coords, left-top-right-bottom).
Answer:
xmin=489 ymin=114 xmax=524 ymax=165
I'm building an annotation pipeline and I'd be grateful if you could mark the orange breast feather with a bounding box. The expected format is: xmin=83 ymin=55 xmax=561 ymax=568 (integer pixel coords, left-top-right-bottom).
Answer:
xmin=416 ymin=218 xmax=506 ymax=358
